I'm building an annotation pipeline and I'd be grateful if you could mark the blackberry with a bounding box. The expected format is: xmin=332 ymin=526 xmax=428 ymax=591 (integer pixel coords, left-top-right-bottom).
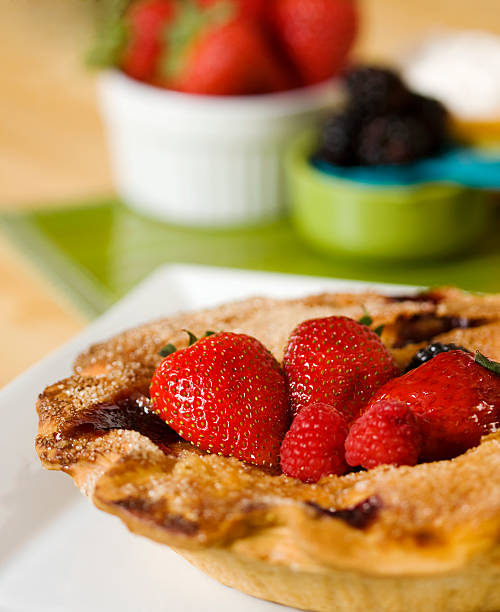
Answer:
xmin=409 ymin=93 xmax=449 ymax=151
xmin=315 ymin=65 xmax=452 ymax=167
xmin=357 ymin=114 xmax=435 ymax=165
xmin=344 ymin=66 xmax=411 ymax=118
xmin=404 ymin=342 xmax=470 ymax=373
xmin=315 ymin=110 xmax=361 ymax=166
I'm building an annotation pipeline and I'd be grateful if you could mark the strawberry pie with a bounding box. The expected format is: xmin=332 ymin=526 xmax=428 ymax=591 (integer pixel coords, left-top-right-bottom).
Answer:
xmin=36 ymin=287 xmax=500 ymax=612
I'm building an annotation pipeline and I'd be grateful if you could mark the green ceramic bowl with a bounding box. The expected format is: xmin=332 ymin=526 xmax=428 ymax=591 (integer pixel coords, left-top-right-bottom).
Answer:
xmin=286 ymin=131 xmax=494 ymax=259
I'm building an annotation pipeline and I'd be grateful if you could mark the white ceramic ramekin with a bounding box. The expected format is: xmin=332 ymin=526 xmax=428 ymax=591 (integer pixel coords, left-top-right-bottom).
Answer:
xmin=98 ymin=70 xmax=343 ymax=227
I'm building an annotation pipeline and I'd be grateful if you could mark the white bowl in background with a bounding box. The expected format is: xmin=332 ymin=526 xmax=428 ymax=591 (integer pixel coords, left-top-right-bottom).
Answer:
xmin=98 ymin=70 xmax=343 ymax=227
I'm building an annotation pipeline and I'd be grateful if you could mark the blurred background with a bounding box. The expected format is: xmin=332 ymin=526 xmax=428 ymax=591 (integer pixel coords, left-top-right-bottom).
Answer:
xmin=1 ymin=0 xmax=499 ymax=386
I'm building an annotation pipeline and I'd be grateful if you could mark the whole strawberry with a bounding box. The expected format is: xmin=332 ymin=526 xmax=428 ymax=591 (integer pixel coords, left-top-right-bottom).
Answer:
xmin=367 ymin=350 xmax=500 ymax=461
xmin=150 ymin=332 xmax=290 ymax=467
xmin=283 ymin=316 xmax=399 ymax=421
xmin=280 ymin=402 xmax=348 ymax=482
xmin=121 ymin=0 xmax=176 ymax=81
xmin=197 ymin=0 xmax=267 ymax=21
xmin=345 ymin=399 xmax=422 ymax=470
xmin=272 ymin=0 xmax=358 ymax=85
xmin=166 ymin=14 xmax=292 ymax=95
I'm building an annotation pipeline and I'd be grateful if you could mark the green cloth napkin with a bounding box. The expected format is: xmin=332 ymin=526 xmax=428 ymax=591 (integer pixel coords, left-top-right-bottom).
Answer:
xmin=1 ymin=199 xmax=500 ymax=317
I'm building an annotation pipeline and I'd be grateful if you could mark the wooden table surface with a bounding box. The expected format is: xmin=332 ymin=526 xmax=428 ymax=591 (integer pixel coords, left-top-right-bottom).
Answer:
xmin=1 ymin=0 xmax=499 ymax=387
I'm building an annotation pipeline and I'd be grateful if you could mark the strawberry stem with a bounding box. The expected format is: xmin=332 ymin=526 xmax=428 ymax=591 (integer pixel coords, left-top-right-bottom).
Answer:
xmin=475 ymin=351 xmax=500 ymax=375
xmin=183 ymin=330 xmax=198 ymax=346
xmin=159 ymin=330 xmax=217 ymax=356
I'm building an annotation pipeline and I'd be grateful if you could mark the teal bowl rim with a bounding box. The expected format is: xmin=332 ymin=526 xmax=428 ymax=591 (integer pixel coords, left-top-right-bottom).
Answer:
xmin=287 ymin=129 xmax=469 ymax=196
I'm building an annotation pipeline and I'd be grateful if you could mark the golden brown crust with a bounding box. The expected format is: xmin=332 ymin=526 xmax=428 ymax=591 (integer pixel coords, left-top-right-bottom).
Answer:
xmin=72 ymin=291 xmax=438 ymax=375
xmin=173 ymin=546 xmax=500 ymax=612
xmin=36 ymin=288 xmax=500 ymax=584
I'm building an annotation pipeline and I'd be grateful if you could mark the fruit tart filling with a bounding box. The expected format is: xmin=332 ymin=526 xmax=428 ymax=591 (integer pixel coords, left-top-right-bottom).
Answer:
xmin=34 ymin=289 xmax=500 ymax=552
xmin=61 ymin=296 xmax=499 ymax=490
xmin=142 ymin=314 xmax=500 ymax=484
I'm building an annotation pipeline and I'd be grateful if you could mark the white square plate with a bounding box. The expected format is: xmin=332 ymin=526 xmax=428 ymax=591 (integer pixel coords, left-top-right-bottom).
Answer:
xmin=0 ymin=264 xmax=418 ymax=612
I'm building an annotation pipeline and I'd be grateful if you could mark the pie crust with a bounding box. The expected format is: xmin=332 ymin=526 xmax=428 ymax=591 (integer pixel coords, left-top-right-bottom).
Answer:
xmin=36 ymin=288 xmax=500 ymax=612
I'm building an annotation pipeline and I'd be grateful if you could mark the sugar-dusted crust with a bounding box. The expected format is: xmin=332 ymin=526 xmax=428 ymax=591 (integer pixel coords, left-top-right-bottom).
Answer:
xmin=36 ymin=288 xmax=500 ymax=612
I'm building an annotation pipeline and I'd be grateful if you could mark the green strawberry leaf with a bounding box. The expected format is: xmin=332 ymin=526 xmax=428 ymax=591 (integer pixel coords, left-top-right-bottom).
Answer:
xmin=86 ymin=21 xmax=128 ymax=67
xmin=160 ymin=330 xmax=215 ymax=356
xmin=160 ymin=0 xmax=234 ymax=81
xmin=159 ymin=343 xmax=177 ymax=357
xmin=374 ymin=324 xmax=385 ymax=337
xmin=475 ymin=351 xmax=500 ymax=376
xmin=359 ymin=311 xmax=384 ymax=336
xmin=358 ymin=315 xmax=373 ymax=327
xmin=86 ymin=0 xmax=132 ymax=67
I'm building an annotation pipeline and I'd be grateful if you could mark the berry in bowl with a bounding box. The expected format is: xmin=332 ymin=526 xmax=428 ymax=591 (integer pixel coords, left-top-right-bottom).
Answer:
xmin=286 ymin=66 xmax=500 ymax=259
xmin=92 ymin=0 xmax=357 ymax=227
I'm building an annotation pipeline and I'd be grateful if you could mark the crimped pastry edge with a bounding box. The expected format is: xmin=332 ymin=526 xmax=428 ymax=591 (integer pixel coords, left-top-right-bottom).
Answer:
xmin=35 ymin=288 xmax=500 ymax=610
